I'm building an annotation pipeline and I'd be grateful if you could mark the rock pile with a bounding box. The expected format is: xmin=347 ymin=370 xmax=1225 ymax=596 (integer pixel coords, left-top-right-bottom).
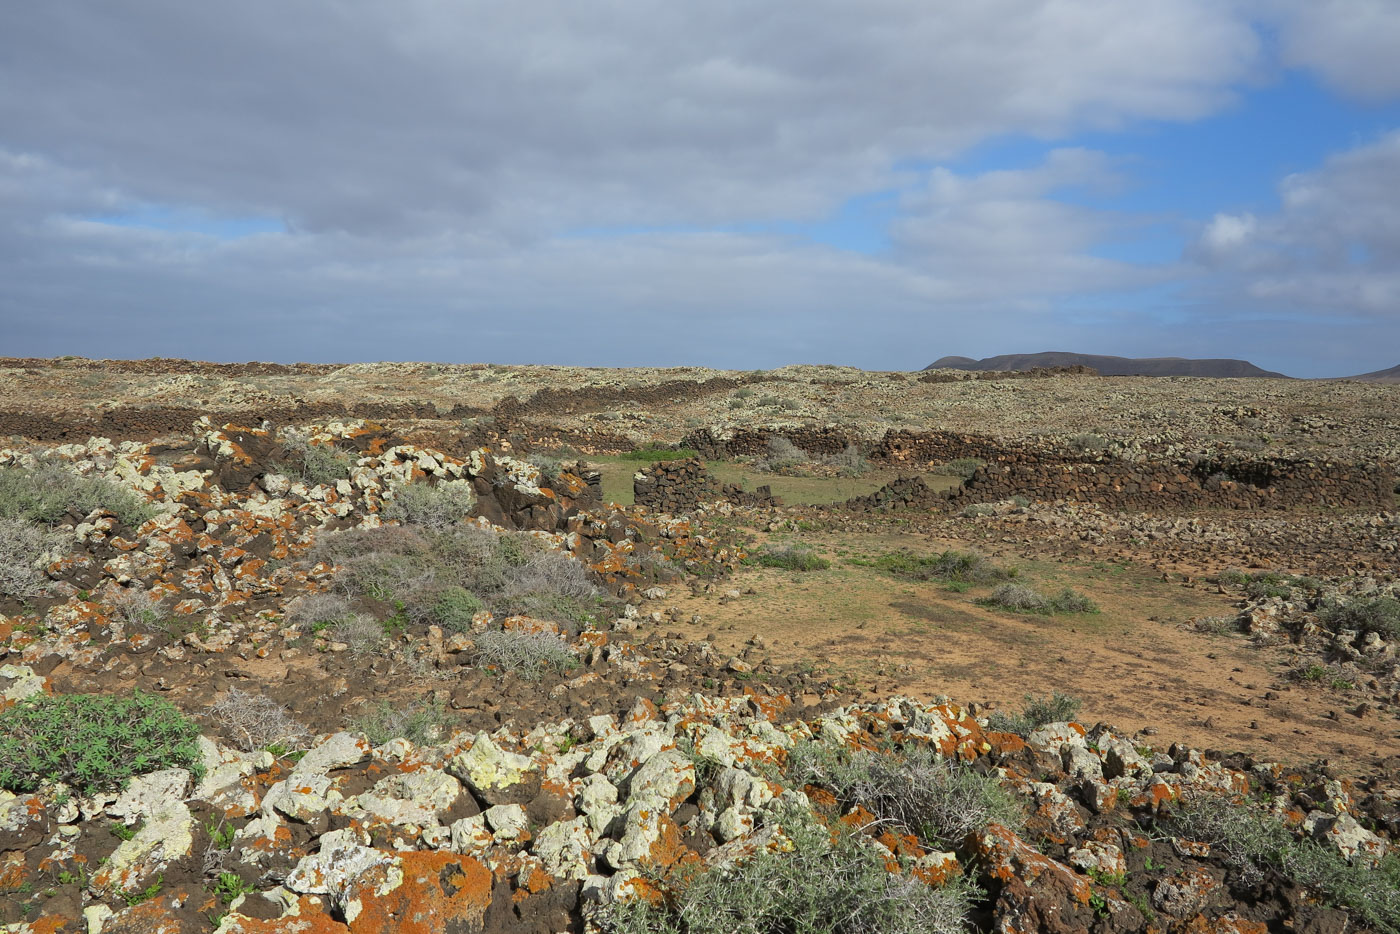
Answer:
xmin=632 ymin=459 xmax=777 ymax=514
xmin=1 ymin=680 xmax=1394 ymax=933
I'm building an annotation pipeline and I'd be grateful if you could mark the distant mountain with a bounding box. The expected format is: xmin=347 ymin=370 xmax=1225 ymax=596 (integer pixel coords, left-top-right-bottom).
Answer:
xmin=924 ymin=351 xmax=1290 ymax=379
xmin=1340 ymin=363 xmax=1400 ymax=383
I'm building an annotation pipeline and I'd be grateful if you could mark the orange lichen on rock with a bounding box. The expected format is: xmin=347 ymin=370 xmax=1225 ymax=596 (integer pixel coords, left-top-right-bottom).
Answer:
xmin=345 ymin=851 xmax=493 ymax=934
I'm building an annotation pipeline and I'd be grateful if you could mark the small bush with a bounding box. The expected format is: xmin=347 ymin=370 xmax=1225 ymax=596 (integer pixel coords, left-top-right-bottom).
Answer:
xmin=112 ymin=589 xmax=165 ymax=630
xmin=789 ymin=742 xmax=1022 ymax=850
xmin=382 ymin=480 xmax=477 ymax=531
xmin=503 ymin=550 xmax=599 ymax=601
xmin=348 ymin=698 xmax=453 ymax=746
xmin=279 ymin=432 xmax=352 ymax=486
xmin=823 ymin=443 xmax=870 ymax=477
xmin=961 ymin=503 xmax=996 ymax=518
xmin=474 ymin=629 xmax=576 ymax=679
xmin=427 ymin=586 xmax=485 ymax=632
xmin=979 ymin=583 xmax=1048 ymax=612
xmin=284 ymin=592 xmax=354 ymax=631
xmin=0 ymin=691 xmax=203 ymax=794
xmin=526 ymin=453 xmax=563 ymax=486
xmin=985 ymin=692 xmax=1082 ymax=735
xmin=874 ymin=549 xmax=1013 ymax=585
xmin=760 ymin=436 xmax=807 ymax=471
xmin=1319 ymin=597 xmax=1400 ymax=639
xmin=751 ymin=543 xmax=830 ymax=572
xmin=331 ymin=614 xmax=386 ymax=655
xmin=1068 ymin=433 xmax=1108 ymax=453
xmin=1048 ymin=588 xmax=1099 ymax=613
xmin=0 ymin=517 xmax=59 ymax=597
xmin=936 ymin=458 xmax=985 ymax=480
xmin=0 ymin=464 xmax=153 ymax=528
xmin=206 ymin=687 xmax=308 ymax=753
xmin=978 ymin=584 xmax=1097 ymax=615
xmin=601 ymin=806 xmax=979 ymax=934
xmin=1170 ymin=792 xmax=1400 ymax=931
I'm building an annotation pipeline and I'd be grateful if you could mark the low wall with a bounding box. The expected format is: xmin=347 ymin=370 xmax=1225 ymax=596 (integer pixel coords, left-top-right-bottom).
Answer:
xmin=633 ymin=458 xmax=778 ymax=513
xmin=681 ymin=427 xmax=1394 ymax=512
xmin=951 ymin=455 xmax=1393 ymax=511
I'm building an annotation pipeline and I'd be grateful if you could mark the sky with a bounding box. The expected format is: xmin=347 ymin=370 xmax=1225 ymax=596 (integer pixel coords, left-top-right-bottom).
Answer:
xmin=2 ymin=2 xmax=1400 ymax=377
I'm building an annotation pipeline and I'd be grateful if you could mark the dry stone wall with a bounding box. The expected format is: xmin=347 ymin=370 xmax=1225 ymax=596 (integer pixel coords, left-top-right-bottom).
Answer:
xmin=951 ymin=455 xmax=1394 ymax=511
xmin=633 ymin=458 xmax=778 ymax=512
xmin=683 ymin=427 xmax=1394 ymax=512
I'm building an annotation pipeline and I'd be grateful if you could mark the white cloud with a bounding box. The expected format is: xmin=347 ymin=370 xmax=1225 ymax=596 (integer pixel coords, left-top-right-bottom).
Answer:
xmin=1188 ymin=130 xmax=1400 ymax=321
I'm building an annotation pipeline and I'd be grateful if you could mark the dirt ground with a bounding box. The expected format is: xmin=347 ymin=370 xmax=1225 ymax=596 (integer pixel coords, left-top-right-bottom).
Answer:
xmin=658 ymin=530 xmax=1399 ymax=774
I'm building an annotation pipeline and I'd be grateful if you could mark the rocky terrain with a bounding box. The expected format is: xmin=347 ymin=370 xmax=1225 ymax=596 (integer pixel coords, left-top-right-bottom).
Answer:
xmin=0 ymin=358 xmax=1398 ymax=933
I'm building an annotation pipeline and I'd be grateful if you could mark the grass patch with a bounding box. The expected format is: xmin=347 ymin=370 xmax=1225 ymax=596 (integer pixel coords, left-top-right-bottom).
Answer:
xmin=619 ymin=447 xmax=701 ymax=462
xmin=867 ymin=549 xmax=1014 ymax=585
xmin=749 ymin=543 xmax=830 ymax=572
xmin=0 ymin=691 xmax=203 ymax=794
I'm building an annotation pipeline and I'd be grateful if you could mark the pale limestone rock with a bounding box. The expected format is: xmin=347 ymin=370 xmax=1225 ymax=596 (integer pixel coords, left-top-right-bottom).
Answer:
xmin=484 ymin=803 xmax=529 ymax=842
xmin=448 ymin=731 xmax=536 ymax=796
xmin=533 ymin=817 xmax=593 ymax=881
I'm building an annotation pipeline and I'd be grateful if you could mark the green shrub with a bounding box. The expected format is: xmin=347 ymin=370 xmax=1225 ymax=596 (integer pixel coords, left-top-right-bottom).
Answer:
xmin=751 ymin=543 xmax=830 ymax=572
xmin=348 ymin=698 xmax=454 ymax=746
xmin=873 ymin=549 xmax=1013 ymax=585
xmin=0 ymin=691 xmax=203 ymax=793
xmin=1170 ymin=793 xmax=1400 ymax=931
xmin=429 ymin=586 xmax=485 ymax=632
xmin=1319 ymin=597 xmax=1400 ymax=639
xmin=0 ymin=517 xmax=59 ymax=597
xmin=279 ymin=432 xmax=352 ymax=486
xmin=936 ymin=458 xmax=985 ymax=480
xmin=620 ymin=447 xmax=701 ymax=462
xmin=960 ymin=503 xmax=996 ymax=518
xmin=786 ymin=742 xmax=1022 ymax=849
xmin=985 ymin=692 xmax=1082 ymax=735
xmin=601 ymin=806 xmax=978 ymax=934
xmin=382 ymin=480 xmax=477 ymax=531
xmin=0 ymin=464 xmax=153 ymax=528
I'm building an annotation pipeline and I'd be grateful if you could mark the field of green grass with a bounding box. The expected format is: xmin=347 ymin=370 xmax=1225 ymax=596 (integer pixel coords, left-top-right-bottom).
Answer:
xmin=585 ymin=455 xmax=962 ymax=506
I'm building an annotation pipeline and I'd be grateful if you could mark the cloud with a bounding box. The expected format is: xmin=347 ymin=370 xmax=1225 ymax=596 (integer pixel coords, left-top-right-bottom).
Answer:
xmin=0 ymin=1 xmax=1262 ymax=238
xmin=1190 ymin=130 xmax=1400 ymax=316
xmin=1 ymin=1 xmax=1398 ymax=374
xmin=1264 ymin=0 xmax=1400 ymax=100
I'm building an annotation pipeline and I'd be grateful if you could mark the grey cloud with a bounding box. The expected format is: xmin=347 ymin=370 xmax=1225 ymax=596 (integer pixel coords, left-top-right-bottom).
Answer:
xmin=1190 ymin=130 xmax=1400 ymax=316
xmin=0 ymin=1 xmax=1261 ymax=236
